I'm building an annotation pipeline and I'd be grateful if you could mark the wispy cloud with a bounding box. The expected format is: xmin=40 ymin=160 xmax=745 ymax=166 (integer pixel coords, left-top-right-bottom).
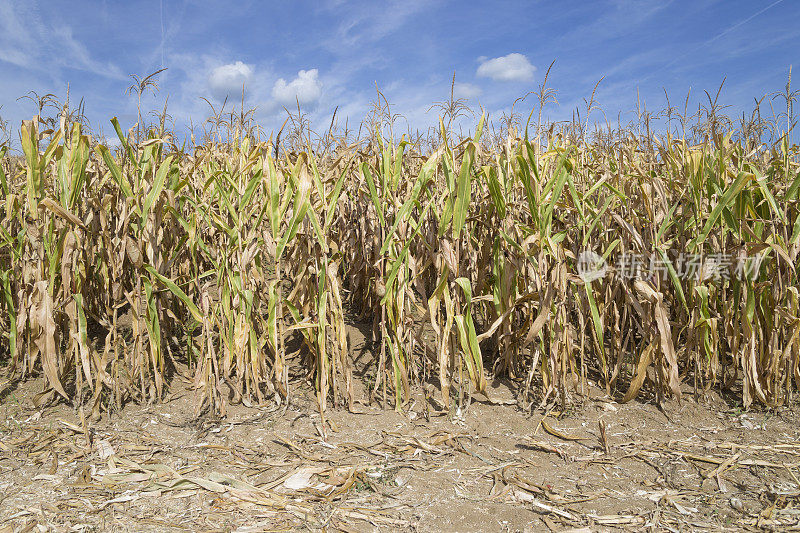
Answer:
xmin=0 ymin=0 xmax=123 ymax=81
xmin=1 ymin=0 xmax=798 ymax=144
xmin=322 ymin=0 xmax=431 ymax=51
xmin=454 ymin=83 xmax=482 ymax=100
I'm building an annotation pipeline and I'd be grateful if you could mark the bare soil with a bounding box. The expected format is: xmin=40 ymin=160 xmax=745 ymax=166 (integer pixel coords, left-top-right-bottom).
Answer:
xmin=1 ymin=327 xmax=800 ymax=532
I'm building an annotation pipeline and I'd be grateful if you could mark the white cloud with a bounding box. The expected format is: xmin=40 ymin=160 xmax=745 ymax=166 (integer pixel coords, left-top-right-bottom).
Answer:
xmin=272 ymin=69 xmax=323 ymax=107
xmin=477 ymin=53 xmax=535 ymax=82
xmin=208 ymin=61 xmax=253 ymax=101
xmin=454 ymin=82 xmax=482 ymax=100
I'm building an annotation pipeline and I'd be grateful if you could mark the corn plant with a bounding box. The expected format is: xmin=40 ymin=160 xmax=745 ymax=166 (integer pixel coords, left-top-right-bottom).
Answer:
xmin=1 ymin=87 xmax=799 ymax=418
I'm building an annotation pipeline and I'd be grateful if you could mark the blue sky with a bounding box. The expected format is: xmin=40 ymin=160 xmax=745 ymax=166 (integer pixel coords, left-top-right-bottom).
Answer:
xmin=0 ymin=0 xmax=798 ymax=143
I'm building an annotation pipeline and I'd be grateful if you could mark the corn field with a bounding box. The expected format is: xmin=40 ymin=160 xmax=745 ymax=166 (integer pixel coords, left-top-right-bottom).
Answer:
xmin=1 ymin=91 xmax=800 ymax=421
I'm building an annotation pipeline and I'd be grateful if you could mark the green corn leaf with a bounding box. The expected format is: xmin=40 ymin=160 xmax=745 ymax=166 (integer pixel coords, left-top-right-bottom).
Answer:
xmin=483 ymin=165 xmax=506 ymax=219
xmin=325 ymin=163 xmax=350 ymax=231
xmin=541 ymin=160 xmax=569 ymax=234
xmin=379 ymin=164 xmax=433 ymax=256
xmin=361 ymin=162 xmax=385 ymax=226
xmin=660 ymin=249 xmax=688 ymax=312
xmin=0 ymin=146 xmax=8 ymax=195
xmin=695 ymin=171 xmax=753 ymax=247
xmin=98 ymin=144 xmax=133 ymax=198
xmin=110 ymin=117 xmax=136 ymax=162
xmin=786 ymin=168 xmax=800 ymax=201
xmin=141 ymin=155 xmax=174 ymax=227
xmin=754 ymin=173 xmax=786 ymax=223
xmin=516 ymin=155 xmax=539 ymax=225
xmin=380 ymin=199 xmax=433 ymax=306
xmin=241 ymin=168 xmax=263 ymax=210
xmin=584 ymin=280 xmax=607 ymax=380
xmin=791 ymin=211 xmax=800 ymax=246
xmin=452 ymin=144 xmax=475 ymax=238
xmin=144 ymin=264 xmax=203 ymax=323
xmin=276 ymin=192 xmax=309 ymax=259
xmin=473 ymin=113 xmax=486 ymax=143
xmin=0 ymin=270 xmax=16 ymax=359
xmin=143 ymin=278 xmax=163 ymax=379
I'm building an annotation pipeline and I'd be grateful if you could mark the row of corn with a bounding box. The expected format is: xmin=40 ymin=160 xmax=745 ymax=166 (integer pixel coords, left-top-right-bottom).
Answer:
xmin=0 ymin=110 xmax=799 ymax=418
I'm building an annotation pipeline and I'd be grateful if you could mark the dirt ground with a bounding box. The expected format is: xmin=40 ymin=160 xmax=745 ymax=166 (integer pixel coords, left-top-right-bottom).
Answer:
xmin=2 ymin=367 xmax=800 ymax=533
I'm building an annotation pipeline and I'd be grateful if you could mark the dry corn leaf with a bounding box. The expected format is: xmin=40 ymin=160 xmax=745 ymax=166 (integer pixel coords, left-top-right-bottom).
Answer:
xmin=541 ymin=418 xmax=585 ymax=442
